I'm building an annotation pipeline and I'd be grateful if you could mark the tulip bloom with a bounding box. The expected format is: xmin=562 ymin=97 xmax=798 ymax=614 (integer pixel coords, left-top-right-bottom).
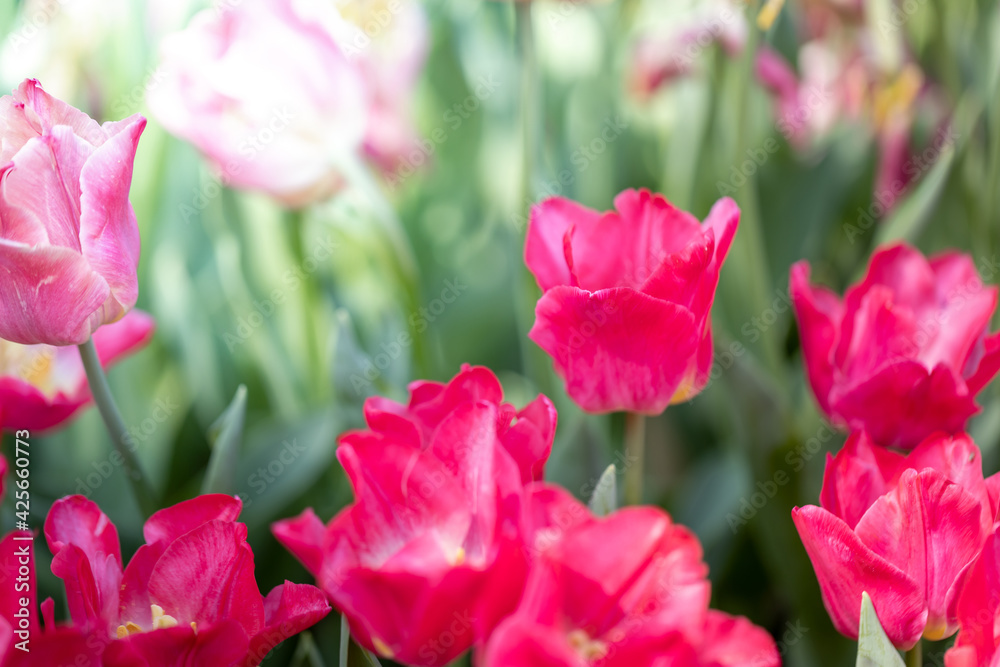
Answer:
xmin=792 ymin=430 xmax=998 ymax=648
xmin=0 ymin=310 xmax=155 ymax=433
xmin=273 ymin=365 xmax=556 ymax=666
xmin=791 ymin=244 xmax=1000 ymax=449
xmin=525 ymin=189 xmax=739 ymax=414
xmin=945 ymin=527 xmax=1000 ymax=667
xmin=43 ymin=494 xmax=330 ymax=666
xmin=482 ymin=485 xmax=780 ymax=667
xmin=0 ymin=79 xmax=145 ymax=346
xmin=148 ymin=0 xmax=370 ymax=208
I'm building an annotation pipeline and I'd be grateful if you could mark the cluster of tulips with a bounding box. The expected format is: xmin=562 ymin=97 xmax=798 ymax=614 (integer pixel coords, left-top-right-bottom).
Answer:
xmin=0 ymin=0 xmax=999 ymax=665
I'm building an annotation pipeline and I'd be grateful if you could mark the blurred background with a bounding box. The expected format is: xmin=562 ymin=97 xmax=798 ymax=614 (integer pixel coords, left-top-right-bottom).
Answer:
xmin=1 ymin=0 xmax=999 ymax=664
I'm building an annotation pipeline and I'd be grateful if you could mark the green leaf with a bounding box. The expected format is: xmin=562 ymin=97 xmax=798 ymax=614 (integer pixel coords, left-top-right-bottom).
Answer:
xmin=201 ymin=385 xmax=248 ymax=495
xmin=856 ymin=592 xmax=905 ymax=667
xmin=291 ymin=632 xmax=327 ymax=667
xmin=588 ymin=464 xmax=617 ymax=517
xmin=341 ymin=614 xmax=382 ymax=667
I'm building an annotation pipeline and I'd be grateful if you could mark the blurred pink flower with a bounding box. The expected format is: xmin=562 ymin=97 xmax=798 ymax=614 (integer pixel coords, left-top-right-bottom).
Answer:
xmin=791 ymin=244 xmax=1000 ymax=449
xmin=0 ymin=79 xmax=146 ymax=346
xmin=149 ymin=0 xmax=430 ymax=207
xmin=0 ymin=310 xmax=155 ymax=433
xmin=631 ymin=1 xmax=748 ymax=97
xmin=525 ymin=189 xmax=739 ymax=414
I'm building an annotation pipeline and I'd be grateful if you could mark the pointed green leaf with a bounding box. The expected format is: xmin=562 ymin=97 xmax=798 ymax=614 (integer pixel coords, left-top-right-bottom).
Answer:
xmin=201 ymin=385 xmax=248 ymax=495
xmin=588 ymin=464 xmax=617 ymax=517
xmin=341 ymin=614 xmax=382 ymax=667
xmin=856 ymin=592 xmax=906 ymax=667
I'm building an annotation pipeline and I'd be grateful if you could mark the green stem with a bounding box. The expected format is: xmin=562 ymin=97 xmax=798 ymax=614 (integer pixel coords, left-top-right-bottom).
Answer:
xmin=904 ymin=640 xmax=922 ymax=667
xmin=623 ymin=412 xmax=646 ymax=505
xmin=77 ymin=338 xmax=157 ymax=517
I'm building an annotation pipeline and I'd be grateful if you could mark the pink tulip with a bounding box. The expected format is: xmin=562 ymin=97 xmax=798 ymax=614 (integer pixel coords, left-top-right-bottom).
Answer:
xmin=273 ymin=365 xmax=556 ymax=666
xmin=791 ymin=244 xmax=1000 ymax=448
xmin=148 ymin=0 xmax=371 ymax=208
xmin=341 ymin=0 xmax=430 ymax=175
xmin=0 ymin=79 xmax=146 ymax=346
xmin=525 ymin=189 xmax=739 ymax=414
xmin=0 ymin=310 xmax=155 ymax=433
xmin=793 ymin=430 xmax=999 ymax=648
xmin=631 ymin=2 xmax=748 ymax=97
xmin=482 ymin=485 xmax=780 ymax=667
xmin=41 ymin=494 xmax=330 ymax=666
xmin=944 ymin=527 xmax=1000 ymax=667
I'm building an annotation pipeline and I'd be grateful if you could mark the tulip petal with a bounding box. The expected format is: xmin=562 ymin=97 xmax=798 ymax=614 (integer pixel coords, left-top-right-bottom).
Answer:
xmin=14 ymin=79 xmax=107 ymax=147
xmin=143 ymin=494 xmax=242 ymax=546
xmin=103 ymin=618 xmax=249 ymax=667
xmin=245 ymin=582 xmax=330 ymax=664
xmin=792 ymin=505 xmax=926 ymax=648
xmin=529 ymin=286 xmax=699 ymax=414
xmin=0 ymin=239 xmax=110 ymax=345
xmin=78 ymin=115 xmax=144 ymax=320
xmin=271 ymin=508 xmax=328 ymax=577
xmin=147 ymin=520 xmax=265 ymax=637
xmin=501 ymin=394 xmax=557 ymax=483
xmin=336 ymin=432 xmax=471 ymax=568
xmin=45 ymin=495 xmax=122 ymax=570
xmin=790 ymin=261 xmax=844 ymax=415
xmin=831 ymin=361 xmax=978 ymax=449
xmin=855 ymin=469 xmax=986 ymax=638
xmin=525 ymin=197 xmax=600 ymax=292
xmin=950 ymin=529 xmax=1000 ymax=663
xmin=698 ymin=610 xmax=781 ymax=667
xmin=820 ymin=430 xmax=904 ymax=529
xmin=480 ymin=618 xmax=582 ymax=667
xmin=966 ymin=331 xmax=1000 ymax=396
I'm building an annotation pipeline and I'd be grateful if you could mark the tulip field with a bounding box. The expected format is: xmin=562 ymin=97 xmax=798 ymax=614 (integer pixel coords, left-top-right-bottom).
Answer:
xmin=1 ymin=0 xmax=1000 ymax=665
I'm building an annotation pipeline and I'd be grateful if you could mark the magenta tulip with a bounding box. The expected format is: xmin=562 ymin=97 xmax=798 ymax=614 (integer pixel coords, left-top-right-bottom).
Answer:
xmin=0 ymin=79 xmax=146 ymax=346
xmin=792 ymin=244 xmax=1000 ymax=448
xmin=525 ymin=188 xmax=739 ymax=414
xmin=0 ymin=310 xmax=155 ymax=433
xmin=273 ymin=365 xmax=556 ymax=666
xmin=793 ymin=430 xmax=998 ymax=648
xmin=42 ymin=494 xmax=330 ymax=666
xmin=482 ymin=484 xmax=780 ymax=667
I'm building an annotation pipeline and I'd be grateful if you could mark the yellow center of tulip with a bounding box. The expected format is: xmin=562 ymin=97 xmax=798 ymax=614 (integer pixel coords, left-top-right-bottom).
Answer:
xmin=568 ymin=629 xmax=609 ymax=661
xmin=0 ymin=340 xmax=57 ymax=396
xmin=336 ymin=0 xmax=397 ymax=30
xmin=115 ymin=605 xmax=197 ymax=639
xmin=372 ymin=637 xmax=395 ymax=658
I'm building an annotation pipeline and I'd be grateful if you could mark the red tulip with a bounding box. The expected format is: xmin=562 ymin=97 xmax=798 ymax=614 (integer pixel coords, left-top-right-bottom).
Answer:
xmin=273 ymin=365 xmax=556 ymax=666
xmin=793 ymin=430 xmax=998 ymax=648
xmin=0 ymin=310 xmax=155 ymax=433
xmin=41 ymin=494 xmax=330 ymax=666
xmin=525 ymin=189 xmax=739 ymax=414
xmin=944 ymin=527 xmax=1000 ymax=667
xmin=791 ymin=244 xmax=1000 ymax=448
xmin=0 ymin=79 xmax=146 ymax=346
xmin=482 ymin=484 xmax=780 ymax=667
